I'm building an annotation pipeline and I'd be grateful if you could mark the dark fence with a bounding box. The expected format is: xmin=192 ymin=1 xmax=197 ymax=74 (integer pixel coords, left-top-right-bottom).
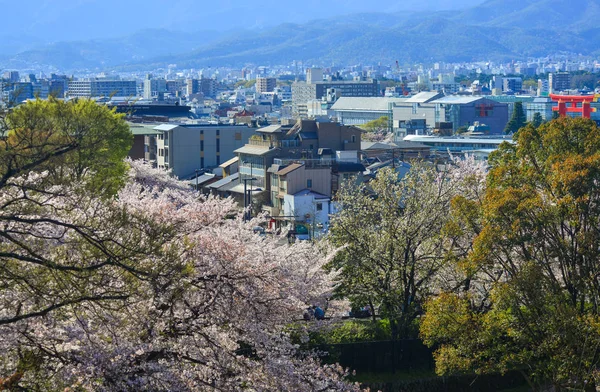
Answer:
xmin=316 ymin=339 xmax=435 ymax=373
xmin=364 ymin=371 xmax=528 ymax=392
xmin=314 ymin=340 xmax=527 ymax=392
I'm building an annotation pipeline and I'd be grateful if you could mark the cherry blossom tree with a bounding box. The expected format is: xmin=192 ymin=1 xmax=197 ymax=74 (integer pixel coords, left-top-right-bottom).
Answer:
xmin=328 ymin=156 xmax=486 ymax=340
xmin=0 ymin=101 xmax=361 ymax=391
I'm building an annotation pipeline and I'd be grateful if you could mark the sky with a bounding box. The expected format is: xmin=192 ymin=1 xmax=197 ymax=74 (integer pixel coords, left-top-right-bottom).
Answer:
xmin=0 ymin=0 xmax=485 ymax=42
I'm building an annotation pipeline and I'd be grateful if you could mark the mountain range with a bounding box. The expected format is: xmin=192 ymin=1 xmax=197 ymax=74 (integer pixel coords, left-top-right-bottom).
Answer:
xmin=0 ymin=0 xmax=598 ymax=71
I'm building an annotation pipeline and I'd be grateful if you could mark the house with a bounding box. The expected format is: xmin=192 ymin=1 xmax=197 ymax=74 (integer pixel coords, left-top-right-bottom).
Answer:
xmin=283 ymin=189 xmax=332 ymax=240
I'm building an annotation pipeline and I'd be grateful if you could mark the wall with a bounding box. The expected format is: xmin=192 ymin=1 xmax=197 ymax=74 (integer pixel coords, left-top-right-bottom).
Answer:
xmin=457 ymin=99 xmax=508 ymax=135
xmin=283 ymin=166 xmax=331 ymax=197
xmin=283 ymin=194 xmax=330 ymax=226
xmin=160 ymin=125 xmax=256 ymax=178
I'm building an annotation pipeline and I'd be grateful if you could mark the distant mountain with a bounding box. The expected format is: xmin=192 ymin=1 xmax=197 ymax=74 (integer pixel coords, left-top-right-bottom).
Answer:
xmin=0 ymin=29 xmax=223 ymax=70
xmin=454 ymin=0 xmax=600 ymax=31
xmin=1 ymin=0 xmax=599 ymax=71
xmin=0 ymin=0 xmax=484 ymax=43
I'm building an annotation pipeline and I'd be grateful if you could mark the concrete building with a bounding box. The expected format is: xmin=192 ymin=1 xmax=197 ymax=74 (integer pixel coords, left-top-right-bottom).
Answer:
xmin=525 ymin=97 xmax=554 ymax=122
xmin=292 ymin=77 xmax=379 ymax=118
xmin=143 ymin=76 xmax=167 ymax=100
xmin=188 ymin=77 xmax=218 ymax=98
xmin=503 ymin=77 xmax=523 ymax=93
xmin=67 ymin=79 xmax=137 ymax=98
xmin=392 ymin=93 xmax=509 ymax=135
xmin=256 ymin=77 xmax=277 ymax=93
xmin=331 ymin=97 xmax=407 ymax=127
xmin=149 ymin=123 xmax=257 ymax=178
xmin=404 ymin=135 xmax=514 ymax=158
xmin=549 ymin=72 xmax=571 ymax=93
xmin=306 ymin=68 xmax=324 ymax=84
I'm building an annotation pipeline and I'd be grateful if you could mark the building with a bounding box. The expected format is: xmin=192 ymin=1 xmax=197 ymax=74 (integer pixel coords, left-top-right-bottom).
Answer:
xmin=525 ymin=97 xmax=554 ymax=122
xmin=404 ymin=135 xmax=514 ymax=158
xmin=390 ymin=92 xmax=445 ymax=133
xmin=549 ymin=72 xmax=571 ymax=94
xmin=128 ymin=123 xmax=162 ymax=160
xmin=148 ymin=124 xmax=257 ymax=178
xmin=292 ymin=76 xmax=379 ymax=118
xmin=67 ymin=79 xmax=137 ymax=98
xmin=187 ymin=77 xmax=218 ymax=98
xmin=233 ymin=120 xmax=362 ymax=217
xmin=392 ymin=93 xmax=509 ymax=135
xmin=331 ymin=97 xmax=407 ymax=127
xmin=502 ymin=77 xmax=523 ymax=93
xmin=2 ymin=71 xmax=19 ymax=83
xmin=256 ymin=77 xmax=277 ymax=93
xmin=143 ymin=76 xmax=167 ymax=100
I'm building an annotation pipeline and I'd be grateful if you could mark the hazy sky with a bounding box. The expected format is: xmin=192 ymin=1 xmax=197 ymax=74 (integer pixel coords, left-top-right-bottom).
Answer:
xmin=0 ymin=0 xmax=485 ymax=42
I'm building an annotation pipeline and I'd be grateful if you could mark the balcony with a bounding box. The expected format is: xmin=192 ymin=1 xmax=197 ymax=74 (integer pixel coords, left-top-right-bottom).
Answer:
xmin=247 ymin=138 xmax=301 ymax=148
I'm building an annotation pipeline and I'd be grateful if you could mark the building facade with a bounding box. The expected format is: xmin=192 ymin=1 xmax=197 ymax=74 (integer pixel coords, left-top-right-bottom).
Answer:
xmin=292 ymin=78 xmax=379 ymax=118
xmin=67 ymin=79 xmax=137 ymax=98
xmin=149 ymin=124 xmax=257 ymax=178
xmin=256 ymin=77 xmax=277 ymax=93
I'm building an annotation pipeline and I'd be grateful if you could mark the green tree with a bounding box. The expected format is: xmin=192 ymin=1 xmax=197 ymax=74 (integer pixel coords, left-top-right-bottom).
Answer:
xmin=2 ymin=98 xmax=132 ymax=196
xmin=359 ymin=116 xmax=389 ymax=141
xmin=531 ymin=111 xmax=543 ymax=128
xmin=504 ymin=101 xmax=527 ymax=134
xmin=421 ymin=118 xmax=600 ymax=391
xmin=329 ymin=161 xmax=485 ymax=340
xmin=360 ymin=116 xmax=389 ymax=133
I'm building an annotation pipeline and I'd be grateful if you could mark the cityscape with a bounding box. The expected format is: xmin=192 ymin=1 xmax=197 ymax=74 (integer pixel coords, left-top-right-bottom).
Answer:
xmin=2 ymin=0 xmax=600 ymax=391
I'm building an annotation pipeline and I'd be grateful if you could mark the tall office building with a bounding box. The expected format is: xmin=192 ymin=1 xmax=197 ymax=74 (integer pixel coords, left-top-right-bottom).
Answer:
xmin=67 ymin=79 xmax=137 ymax=98
xmin=143 ymin=75 xmax=167 ymax=99
xmin=549 ymin=72 xmax=571 ymax=94
xmin=256 ymin=77 xmax=276 ymax=93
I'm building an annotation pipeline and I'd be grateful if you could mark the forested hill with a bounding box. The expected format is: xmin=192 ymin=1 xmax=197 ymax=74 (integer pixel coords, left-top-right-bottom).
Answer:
xmin=1 ymin=0 xmax=598 ymax=70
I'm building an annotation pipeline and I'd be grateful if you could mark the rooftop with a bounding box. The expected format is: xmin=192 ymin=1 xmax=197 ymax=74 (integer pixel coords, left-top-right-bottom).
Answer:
xmin=208 ymin=172 xmax=239 ymax=190
xmin=404 ymin=92 xmax=444 ymax=103
xmin=234 ymin=145 xmax=275 ymax=156
xmin=256 ymin=124 xmax=283 ymax=133
xmin=275 ymin=163 xmax=304 ymax=176
xmin=219 ymin=156 xmax=239 ymax=168
xmin=293 ymin=189 xmax=330 ymax=199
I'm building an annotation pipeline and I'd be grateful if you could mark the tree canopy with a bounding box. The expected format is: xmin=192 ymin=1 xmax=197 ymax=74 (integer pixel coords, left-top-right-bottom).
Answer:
xmin=0 ymin=100 xmax=359 ymax=391
xmin=421 ymin=118 xmax=600 ymax=391
xmin=329 ymin=159 xmax=486 ymax=340
xmin=504 ymin=101 xmax=527 ymax=134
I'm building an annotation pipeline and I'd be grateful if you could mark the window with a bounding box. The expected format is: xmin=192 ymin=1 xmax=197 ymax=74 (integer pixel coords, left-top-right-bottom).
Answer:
xmin=216 ymin=129 xmax=220 ymax=136
xmin=235 ymin=132 xmax=242 ymax=140
xmin=316 ymin=202 xmax=323 ymax=211
xmin=201 ymin=157 xmax=204 ymax=168
xmin=216 ymin=138 xmax=220 ymax=153
xmin=200 ymin=140 xmax=204 ymax=151
xmin=307 ymin=179 xmax=312 ymax=188
xmin=351 ymin=135 xmax=356 ymax=143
